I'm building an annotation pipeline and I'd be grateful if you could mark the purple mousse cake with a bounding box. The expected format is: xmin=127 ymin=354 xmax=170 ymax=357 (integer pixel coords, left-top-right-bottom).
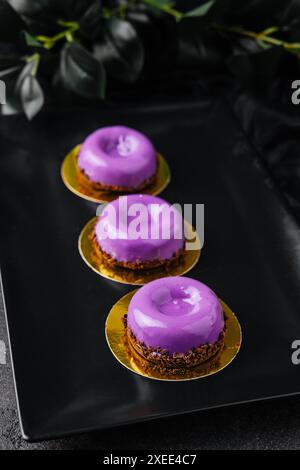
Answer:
xmin=124 ymin=276 xmax=226 ymax=368
xmin=77 ymin=126 xmax=157 ymax=192
xmin=90 ymin=194 xmax=185 ymax=270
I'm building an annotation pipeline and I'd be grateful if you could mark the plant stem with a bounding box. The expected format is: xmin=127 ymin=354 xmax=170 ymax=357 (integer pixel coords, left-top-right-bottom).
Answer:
xmin=224 ymin=26 xmax=282 ymax=46
xmin=218 ymin=25 xmax=300 ymax=57
xmin=26 ymin=52 xmax=41 ymax=76
xmin=36 ymin=20 xmax=79 ymax=49
xmin=142 ymin=0 xmax=183 ymax=21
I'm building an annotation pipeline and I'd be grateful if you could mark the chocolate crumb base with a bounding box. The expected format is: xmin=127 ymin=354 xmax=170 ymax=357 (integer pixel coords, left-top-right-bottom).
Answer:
xmin=76 ymin=156 xmax=157 ymax=195
xmin=128 ymin=343 xmax=223 ymax=378
xmin=89 ymin=228 xmax=185 ymax=271
xmin=122 ymin=314 xmax=226 ymax=370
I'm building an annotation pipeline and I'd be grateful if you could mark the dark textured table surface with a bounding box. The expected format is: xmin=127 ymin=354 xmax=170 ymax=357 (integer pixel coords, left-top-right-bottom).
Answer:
xmin=1 ymin=288 xmax=300 ymax=450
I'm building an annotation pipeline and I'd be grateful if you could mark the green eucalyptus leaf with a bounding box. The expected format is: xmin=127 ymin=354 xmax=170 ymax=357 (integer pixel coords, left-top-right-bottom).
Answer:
xmin=60 ymin=42 xmax=106 ymax=99
xmin=7 ymin=0 xmax=96 ymax=35
xmin=256 ymin=39 xmax=272 ymax=50
xmin=19 ymin=73 xmax=44 ymax=119
xmin=23 ymin=31 xmax=43 ymax=47
xmin=94 ymin=19 xmax=144 ymax=83
xmin=233 ymin=35 xmax=264 ymax=55
xmin=79 ymin=2 xmax=103 ymax=40
xmin=13 ymin=60 xmax=44 ymax=119
xmin=7 ymin=0 xmax=58 ymax=33
xmin=185 ymin=0 xmax=215 ymax=18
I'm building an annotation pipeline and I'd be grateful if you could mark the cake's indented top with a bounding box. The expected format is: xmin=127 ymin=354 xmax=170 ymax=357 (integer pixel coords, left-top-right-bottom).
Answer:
xmin=95 ymin=194 xmax=185 ymax=264
xmin=127 ymin=276 xmax=224 ymax=353
xmin=78 ymin=126 xmax=156 ymax=187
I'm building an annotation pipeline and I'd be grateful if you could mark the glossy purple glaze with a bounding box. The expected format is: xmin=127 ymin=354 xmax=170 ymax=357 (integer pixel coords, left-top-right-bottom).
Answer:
xmin=78 ymin=126 xmax=156 ymax=187
xmin=127 ymin=276 xmax=224 ymax=354
xmin=95 ymin=194 xmax=184 ymax=263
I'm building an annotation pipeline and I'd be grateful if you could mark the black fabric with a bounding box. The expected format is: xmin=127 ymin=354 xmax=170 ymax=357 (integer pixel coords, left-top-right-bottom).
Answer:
xmin=228 ymin=87 xmax=300 ymax=222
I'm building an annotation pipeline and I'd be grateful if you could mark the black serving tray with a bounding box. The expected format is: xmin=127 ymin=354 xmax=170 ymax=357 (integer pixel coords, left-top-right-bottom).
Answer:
xmin=1 ymin=96 xmax=300 ymax=441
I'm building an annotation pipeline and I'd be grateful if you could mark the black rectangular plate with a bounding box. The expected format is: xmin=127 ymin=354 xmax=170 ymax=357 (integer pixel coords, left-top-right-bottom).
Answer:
xmin=1 ymin=97 xmax=300 ymax=441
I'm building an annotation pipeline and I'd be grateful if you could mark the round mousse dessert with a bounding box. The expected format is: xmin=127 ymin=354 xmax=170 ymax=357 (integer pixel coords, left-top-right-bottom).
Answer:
xmin=77 ymin=126 xmax=157 ymax=193
xmin=90 ymin=194 xmax=185 ymax=270
xmin=124 ymin=276 xmax=225 ymax=369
